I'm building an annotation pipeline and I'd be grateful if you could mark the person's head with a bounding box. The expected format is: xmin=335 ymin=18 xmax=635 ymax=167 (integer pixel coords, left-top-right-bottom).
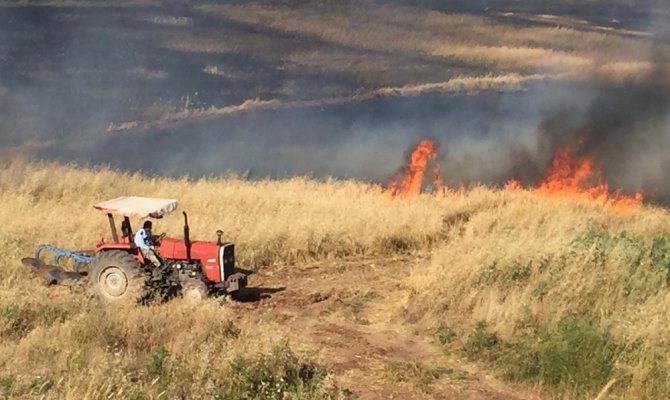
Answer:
xmin=143 ymin=220 xmax=152 ymax=232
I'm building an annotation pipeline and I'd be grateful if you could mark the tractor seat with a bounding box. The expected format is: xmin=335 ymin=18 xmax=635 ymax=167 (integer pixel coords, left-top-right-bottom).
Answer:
xmin=120 ymin=220 xmax=132 ymax=239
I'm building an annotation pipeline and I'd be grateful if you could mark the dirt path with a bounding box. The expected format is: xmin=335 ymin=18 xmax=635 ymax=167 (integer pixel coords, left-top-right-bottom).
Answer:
xmin=230 ymin=256 xmax=547 ymax=400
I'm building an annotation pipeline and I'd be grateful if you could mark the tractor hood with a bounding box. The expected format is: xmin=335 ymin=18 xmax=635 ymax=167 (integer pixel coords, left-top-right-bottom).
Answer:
xmin=93 ymin=196 xmax=178 ymax=218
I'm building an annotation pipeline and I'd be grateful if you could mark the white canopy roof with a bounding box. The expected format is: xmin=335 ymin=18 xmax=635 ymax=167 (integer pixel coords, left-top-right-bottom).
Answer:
xmin=93 ymin=196 xmax=178 ymax=218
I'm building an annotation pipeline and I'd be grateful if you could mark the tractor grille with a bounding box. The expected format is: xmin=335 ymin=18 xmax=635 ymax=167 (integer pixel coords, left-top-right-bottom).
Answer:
xmin=219 ymin=243 xmax=235 ymax=281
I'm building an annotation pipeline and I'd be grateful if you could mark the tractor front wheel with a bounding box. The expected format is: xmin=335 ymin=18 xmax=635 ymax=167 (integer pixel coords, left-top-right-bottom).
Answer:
xmin=90 ymin=251 xmax=143 ymax=304
xmin=180 ymin=276 xmax=209 ymax=303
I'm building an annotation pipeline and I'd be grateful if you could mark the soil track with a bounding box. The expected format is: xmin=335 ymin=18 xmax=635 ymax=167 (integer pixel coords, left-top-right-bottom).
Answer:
xmin=232 ymin=257 xmax=546 ymax=400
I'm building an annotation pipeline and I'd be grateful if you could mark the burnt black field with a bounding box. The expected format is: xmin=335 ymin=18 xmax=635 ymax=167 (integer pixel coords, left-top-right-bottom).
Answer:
xmin=0 ymin=1 xmax=668 ymax=198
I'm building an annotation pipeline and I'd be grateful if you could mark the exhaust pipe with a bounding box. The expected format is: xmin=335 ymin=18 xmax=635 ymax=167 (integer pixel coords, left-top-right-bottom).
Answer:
xmin=183 ymin=211 xmax=191 ymax=263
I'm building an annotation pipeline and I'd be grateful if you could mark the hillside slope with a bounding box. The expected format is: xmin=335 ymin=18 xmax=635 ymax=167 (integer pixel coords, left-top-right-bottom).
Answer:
xmin=1 ymin=161 xmax=669 ymax=398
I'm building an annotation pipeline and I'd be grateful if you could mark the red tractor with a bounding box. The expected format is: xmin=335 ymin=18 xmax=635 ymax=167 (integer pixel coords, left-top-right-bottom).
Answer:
xmin=24 ymin=196 xmax=247 ymax=303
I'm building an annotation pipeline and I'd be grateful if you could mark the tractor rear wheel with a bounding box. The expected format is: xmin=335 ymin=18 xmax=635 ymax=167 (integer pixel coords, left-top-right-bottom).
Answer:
xmin=180 ymin=276 xmax=209 ymax=303
xmin=90 ymin=251 xmax=143 ymax=304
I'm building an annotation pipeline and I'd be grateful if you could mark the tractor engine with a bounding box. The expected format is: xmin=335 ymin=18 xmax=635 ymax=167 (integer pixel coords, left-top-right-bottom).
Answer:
xmin=158 ymin=238 xmax=232 ymax=283
xmin=160 ymin=259 xmax=200 ymax=285
xmin=157 ymin=236 xmax=245 ymax=293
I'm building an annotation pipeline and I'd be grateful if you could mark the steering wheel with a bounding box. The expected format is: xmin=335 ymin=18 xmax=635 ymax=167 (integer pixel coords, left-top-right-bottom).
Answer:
xmin=153 ymin=232 xmax=167 ymax=245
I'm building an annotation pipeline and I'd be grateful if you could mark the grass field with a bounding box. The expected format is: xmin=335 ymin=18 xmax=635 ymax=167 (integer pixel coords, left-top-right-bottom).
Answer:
xmin=2 ymin=1 xmax=670 ymax=398
xmin=1 ymin=161 xmax=670 ymax=399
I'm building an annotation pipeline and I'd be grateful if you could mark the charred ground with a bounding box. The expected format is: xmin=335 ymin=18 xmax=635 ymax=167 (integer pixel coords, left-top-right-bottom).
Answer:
xmin=1 ymin=0 xmax=669 ymax=199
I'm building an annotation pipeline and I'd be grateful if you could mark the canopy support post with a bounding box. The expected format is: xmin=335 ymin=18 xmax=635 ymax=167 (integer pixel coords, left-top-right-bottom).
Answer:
xmin=107 ymin=213 xmax=119 ymax=243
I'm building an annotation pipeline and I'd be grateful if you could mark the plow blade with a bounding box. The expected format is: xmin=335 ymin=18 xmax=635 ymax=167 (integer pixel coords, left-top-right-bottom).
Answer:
xmin=21 ymin=257 xmax=87 ymax=286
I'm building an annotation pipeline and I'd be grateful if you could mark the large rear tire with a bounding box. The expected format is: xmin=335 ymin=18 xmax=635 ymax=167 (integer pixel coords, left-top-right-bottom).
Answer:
xmin=90 ymin=251 xmax=144 ymax=304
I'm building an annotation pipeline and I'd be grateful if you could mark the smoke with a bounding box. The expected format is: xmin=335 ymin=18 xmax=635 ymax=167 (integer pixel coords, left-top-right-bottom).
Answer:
xmin=436 ymin=1 xmax=670 ymax=202
xmin=0 ymin=6 xmax=154 ymax=149
xmin=2 ymin=2 xmax=670 ymax=202
xmin=516 ymin=1 xmax=670 ymax=201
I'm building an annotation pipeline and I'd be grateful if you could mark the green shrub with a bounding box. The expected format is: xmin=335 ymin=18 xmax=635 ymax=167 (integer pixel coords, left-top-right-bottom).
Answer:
xmin=572 ymin=222 xmax=613 ymax=249
xmin=570 ymin=227 xmax=669 ymax=301
xmin=346 ymin=291 xmax=375 ymax=315
xmin=0 ymin=304 xmax=34 ymax=340
xmin=0 ymin=375 xmax=15 ymax=397
xmin=204 ymin=319 xmax=241 ymax=341
xmin=650 ymin=236 xmax=670 ymax=284
xmin=531 ymin=280 xmax=549 ymax=300
xmin=464 ymin=321 xmax=499 ymax=358
xmin=71 ymin=310 xmax=126 ymax=352
xmin=634 ymin=351 xmax=670 ymax=399
xmin=460 ymin=318 xmax=622 ymax=396
xmin=573 ymin=225 xmax=642 ymax=262
xmin=146 ymin=345 xmax=171 ymax=395
xmin=501 ymin=261 xmax=532 ymax=286
xmin=29 ymin=376 xmax=53 ymax=395
xmin=477 ymin=263 xmax=499 ymax=286
xmin=508 ymin=318 xmax=620 ymax=395
xmin=0 ymin=302 xmax=73 ymax=341
xmin=378 ymin=234 xmax=418 ymax=254
xmin=215 ymin=342 xmax=344 ymax=400
xmin=147 ymin=345 xmax=170 ymax=380
xmin=477 ymin=261 xmax=532 ymax=288
xmin=436 ymin=324 xmax=457 ymax=346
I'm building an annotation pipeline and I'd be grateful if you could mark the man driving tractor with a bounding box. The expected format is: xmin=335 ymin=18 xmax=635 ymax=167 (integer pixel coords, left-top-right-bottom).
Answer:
xmin=22 ymin=196 xmax=247 ymax=303
xmin=134 ymin=220 xmax=161 ymax=267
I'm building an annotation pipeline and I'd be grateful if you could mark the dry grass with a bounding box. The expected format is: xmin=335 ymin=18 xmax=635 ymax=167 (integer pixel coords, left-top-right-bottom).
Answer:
xmin=0 ymin=159 xmax=447 ymax=272
xmin=2 ymin=160 xmax=404 ymax=398
xmin=0 ymin=159 xmax=461 ymax=398
xmin=0 ymin=295 xmax=345 ymax=399
xmin=405 ymin=189 xmax=670 ymax=398
xmin=2 ymin=160 xmax=670 ymax=398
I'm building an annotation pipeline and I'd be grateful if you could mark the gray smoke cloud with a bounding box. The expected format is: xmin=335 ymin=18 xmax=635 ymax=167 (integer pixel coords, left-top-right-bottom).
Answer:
xmin=431 ymin=0 xmax=670 ymax=202
xmin=505 ymin=0 xmax=670 ymax=201
xmin=1 ymin=1 xmax=669 ymax=202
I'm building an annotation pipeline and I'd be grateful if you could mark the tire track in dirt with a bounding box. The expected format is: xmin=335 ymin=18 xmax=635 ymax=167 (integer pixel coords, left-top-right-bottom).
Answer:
xmin=230 ymin=256 xmax=547 ymax=400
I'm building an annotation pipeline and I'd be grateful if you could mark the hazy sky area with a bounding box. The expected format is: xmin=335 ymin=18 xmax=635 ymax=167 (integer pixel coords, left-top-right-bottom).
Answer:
xmin=1 ymin=0 xmax=669 ymax=201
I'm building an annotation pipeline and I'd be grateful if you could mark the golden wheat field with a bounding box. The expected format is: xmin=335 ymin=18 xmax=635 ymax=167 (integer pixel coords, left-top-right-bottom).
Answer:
xmin=1 ymin=160 xmax=670 ymax=399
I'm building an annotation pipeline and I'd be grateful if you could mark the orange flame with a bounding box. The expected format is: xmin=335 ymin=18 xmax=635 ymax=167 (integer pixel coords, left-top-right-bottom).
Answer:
xmin=385 ymin=140 xmax=439 ymax=198
xmin=529 ymin=141 xmax=643 ymax=212
xmin=505 ymin=178 xmax=523 ymax=191
xmin=383 ymin=137 xmax=643 ymax=211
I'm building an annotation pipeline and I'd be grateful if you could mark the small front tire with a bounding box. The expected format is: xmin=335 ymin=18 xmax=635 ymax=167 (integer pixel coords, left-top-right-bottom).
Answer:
xmin=181 ymin=276 xmax=209 ymax=303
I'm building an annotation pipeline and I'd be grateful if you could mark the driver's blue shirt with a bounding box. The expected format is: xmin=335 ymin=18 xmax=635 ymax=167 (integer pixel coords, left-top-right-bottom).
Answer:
xmin=134 ymin=229 xmax=152 ymax=250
